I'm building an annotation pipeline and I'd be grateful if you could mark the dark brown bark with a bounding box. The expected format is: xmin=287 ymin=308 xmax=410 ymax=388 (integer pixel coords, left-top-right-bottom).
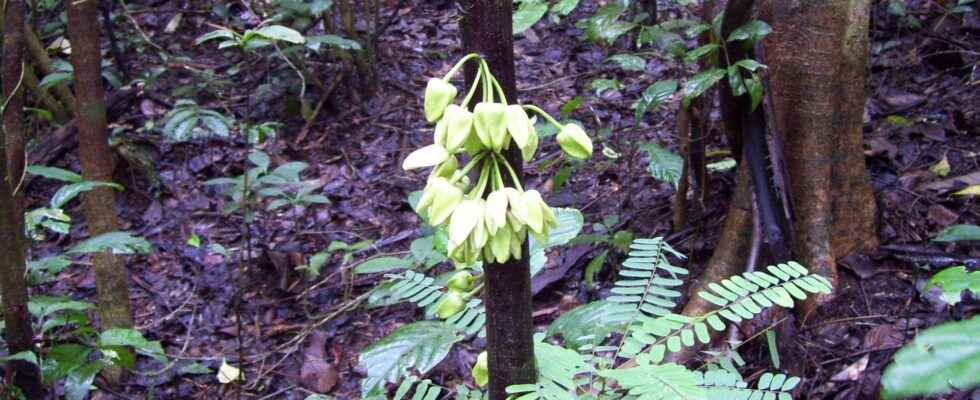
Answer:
xmin=24 ymin=22 xmax=77 ymax=113
xmin=460 ymin=1 xmax=537 ymax=398
xmin=67 ymin=0 xmax=135 ymax=341
xmin=0 ymin=1 xmax=43 ymax=396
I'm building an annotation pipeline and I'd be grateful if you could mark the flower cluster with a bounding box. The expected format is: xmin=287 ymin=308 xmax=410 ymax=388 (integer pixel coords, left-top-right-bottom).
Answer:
xmin=403 ymin=54 xmax=593 ymax=266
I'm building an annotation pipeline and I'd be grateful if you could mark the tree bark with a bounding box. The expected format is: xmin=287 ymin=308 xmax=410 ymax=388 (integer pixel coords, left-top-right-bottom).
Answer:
xmin=67 ymin=0 xmax=135 ymax=351
xmin=460 ymin=1 xmax=537 ymax=398
xmin=0 ymin=1 xmax=43 ymax=396
xmin=762 ymin=0 xmax=878 ymax=313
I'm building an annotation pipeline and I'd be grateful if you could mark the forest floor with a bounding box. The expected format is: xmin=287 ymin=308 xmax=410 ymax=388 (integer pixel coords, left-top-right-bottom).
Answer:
xmin=21 ymin=1 xmax=979 ymax=399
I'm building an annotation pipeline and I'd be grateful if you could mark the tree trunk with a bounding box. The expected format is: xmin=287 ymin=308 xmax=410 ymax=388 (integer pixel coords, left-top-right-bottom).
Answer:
xmin=761 ymin=0 xmax=878 ymax=313
xmin=67 ymin=0 xmax=135 ymax=358
xmin=0 ymin=1 xmax=43 ymax=396
xmin=460 ymin=1 xmax=537 ymax=399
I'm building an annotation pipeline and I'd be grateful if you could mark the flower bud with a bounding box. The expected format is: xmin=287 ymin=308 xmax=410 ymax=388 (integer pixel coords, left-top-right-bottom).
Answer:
xmin=485 ymin=190 xmax=509 ymax=235
xmin=416 ymin=180 xmax=439 ymax=217
xmin=489 ymin=224 xmax=512 ymax=263
xmin=506 ymin=188 xmax=529 ymax=226
xmin=444 ymin=105 xmax=474 ymax=153
xmin=522 ymin=122 xmax=539 ymax=163
xmin=557 ymin=124 xmax=593 ymax=160
xmin=470 ymin=213 xmax=489 ymax=249
xmin=436 ymin=291 xmax=465 ymax=319
xmin=447 ymin=270 xmax=475 ymax=291
xmin=505 ymin=105 xmax=532 ymax=149
xmin=424 ymin=78 xmax=457 ymax=123
xmin=429 ymin=156 xmax=458 ymax=182
xmin=429 ymin=179 xmax=464 ymax=226
xmin=434 ymin=117 xmax=448 ymax=147
xmin=471 ymin=352 xmax=489 ymax=387
xmin=473 ymin=102 xmax=507 ymax=151
xmin=522 ymin=190 xmax=546 ymax=234
xmin=510 ymin=227 xmax=523 ymax=261
xmin=449 ymin=199 xmax=484 ymax=245
xmin=403 ymin=144 xmax=449 ymax=171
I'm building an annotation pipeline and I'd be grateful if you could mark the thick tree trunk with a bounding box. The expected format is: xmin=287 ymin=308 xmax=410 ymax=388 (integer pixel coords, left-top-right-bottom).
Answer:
xmin=460 ymin=1 xmax=537 ymax=398
xmin=762 ymin=0 xmax=878 ymax=313
xmin=67 ymin=0 xmax=135 ymax=353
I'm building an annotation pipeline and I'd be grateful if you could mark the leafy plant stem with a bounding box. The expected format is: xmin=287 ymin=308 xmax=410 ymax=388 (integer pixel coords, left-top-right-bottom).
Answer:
xmin=444 ymin=52 xmax=481 ymax=80
xmin=450 ymin=152 xmax=487 ymax=185
xmin=494 ymin=152 xmax=524 ymax=192
xmin=485 ymin=59 xmax=508 ymax=105
xmin=522 ymin=104 xmax=562 ymax=129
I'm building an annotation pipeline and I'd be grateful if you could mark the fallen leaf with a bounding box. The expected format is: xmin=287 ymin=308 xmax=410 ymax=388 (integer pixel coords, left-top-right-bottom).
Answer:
xmin=831 ymin=354 xmax=869 ymax=381
xmin=217 ymin=359 xmax=242 ymax=384
xmin=930 ymin=155 xmax=950 ymax=177
xmin=300 ymin=331 xmax=338 ymax=393
xmin=953 ymin=184 xmax=980 ymax=196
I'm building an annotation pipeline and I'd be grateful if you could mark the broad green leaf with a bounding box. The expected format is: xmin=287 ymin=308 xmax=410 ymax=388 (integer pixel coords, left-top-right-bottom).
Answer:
xmin=529 ymin=208 xmax=584 ymax=253
xmin=0 ymin=351 xmax=38 ymax=366
xmin=307 ymin=34 xmax=361 ymax=51
xmin=881 ymin=316 xmax=980 ymax=399
xmin=310 ymin=0 xmax=334 ymax=16
xmin=546 ymin=300 xmax=627 ymax=350
xmin=683 ymin=68 xmax=726 ymax=108
xmin=634 ymin=80 xmax=678 ymax=122
xmin=552 ymin=0 xmax=580 ymax=15
xmin=933 ymin=224 xmax=980 ymax=242
xmin=248 ymin=151 xmax=271 ymax=171
xmin=589 ymin=78 xmax=622 ymax=96
xmin=195 ymin=29 xmax=237 ymax=46
xmin=607 ymin=54 xmax=647 ymax=71
xmin=27 ymin=165 xmax=83 ymax=183
xmin=40 ymin=72 xmax=73 ymax=89
xmin=254 ymin=25 xmax=305 ymax=44
xmin=727 ymin=20 xmax=772 ymax=43
xmin=513 ymin=0 xmax=549 ymax=34
xmin=64 ymin=362 xmax=102 ymax=400
xmin=67 ymin=231 xmax=152 ymax=255
xmin=51 ymin=181 xmax=123 ymax=209
xmin=683 ymin=43 xmax=719 ymax=64
xmin=354 ymin=256 xmax=415 ymax=274
xmin=179 ymin=362 xmax=212 ymax=375
xmin=99 ymin=328 xmax=166 ymax=362
xmin=926 ymin=266 xmax=980 ymax=305
xmin=638 ymin=142 xmax=683 ymax=188
xmin=358 ymin=321 xmax=460 ymax=397
xmin=734 ymin=59 xmax=767 ymax=71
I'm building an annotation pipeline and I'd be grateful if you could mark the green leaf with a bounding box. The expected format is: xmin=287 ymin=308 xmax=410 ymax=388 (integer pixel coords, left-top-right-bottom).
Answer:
xmin=546 ymin=300 xmax=627 ymax=350
xmin=530 ymin=208 xmax=584 ymax=253
xmin=560 ymin=96 xmax=584 ymax=119
xmin=306 ymin=34 xmax=362 ymax=51
xmin=607 ymin=54 xmax=647 ymax=71
xmin=195 ymin=29 xmax=237 ymax=46
xmin=926 ymin=266 xmax=980 ymax=305
xmin=179 ymin=362 xmax=212 ymax=375
xmin=410 ymin=236 xmax=447 ymax=269
xmin=881 ymin=316 xmax=980 ymax=399
xmin=0 ymin=351 xmax=38 ymax=366
xmin=358 ymin=321 xmax=460 ymax=397
xmin=310 ymin=0 xmax=334 ymax=16
xmin=727 ymin=20 xmax=772 ymax=43
xmin=186 ymin=233 xmax=202 ymax=248
xmin=588 ymin=78 xmax=622 ymax=96
xmin=39 ymin=72 xmax=74 ymax=89
xmin=683 ymin=43 xmax=719 ymax=64
xmin=51 ymin=181 xmax=123 ymax=209
xmin=584 ymin=250 xmax=609 ymax=288
xmin=734 ymin=59 xmax=767 ymax=71
xmin=27 ymin=165 xmax=83 ymax=183
xmin=638 ymin=142 xmax=683 ymax=188
xmin=354 ymin=256 xmax=415 ymax=274
xmin=67 ymin=231 xmax=153 ymax=255
xmin=248 ymin=151 xmax=271 ymax=171
xmin=634 ymin=80 xmax=678 ymax=122
xmin=99 ymin=328 xmax=166 ymax=362
xmin=551 ymin=0 xmax=580 ymax=16
xmin=254 ymin=25 xmax=305 ymax=44
xmin=64 ymin=361 xmax=101 ymax=400
xmin=513 ymin=0 xmax=549 ymax=34
xmin=934 ymin=224 xmax=980 ymax=242
xmin=683 ymin=68 xmax=726 ymax=108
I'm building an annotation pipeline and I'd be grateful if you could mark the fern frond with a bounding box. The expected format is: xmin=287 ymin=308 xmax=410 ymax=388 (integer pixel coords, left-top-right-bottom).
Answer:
xmin=382 ymin=271 xmax=487 ymax=337
xmin=393 ymin=378 xmax=444 ymax=400
xmin=625 ymin=262 xmax=832 ymax=363
xmin=505 ymin=341 xmax=594 ymax=400
xmin=454 ymin=385 xmax=484 ymax=400
xmin=607 ymin=238 xmax=688 ymax=358
xmin=599 ymin=365 xmax=801 ymax=400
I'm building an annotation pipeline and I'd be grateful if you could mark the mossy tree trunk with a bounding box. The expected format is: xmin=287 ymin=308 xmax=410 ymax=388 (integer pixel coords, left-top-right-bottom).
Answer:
xmin=460 ymin=1 xmax=537 ymax=398
xmin=1 ymin=0 xmax=43 ymax=396
xmin=67 ymin=0 xmax=136 ymax=361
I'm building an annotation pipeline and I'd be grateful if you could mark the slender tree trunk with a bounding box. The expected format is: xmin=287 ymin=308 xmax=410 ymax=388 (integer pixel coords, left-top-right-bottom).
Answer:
xmin=460 ymin=1 xmax=537 ymax=398
xmin=0 ymin=1 xmax=43 ymax=396
xmin=67 ymin=0 xmax=135 ymax=352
